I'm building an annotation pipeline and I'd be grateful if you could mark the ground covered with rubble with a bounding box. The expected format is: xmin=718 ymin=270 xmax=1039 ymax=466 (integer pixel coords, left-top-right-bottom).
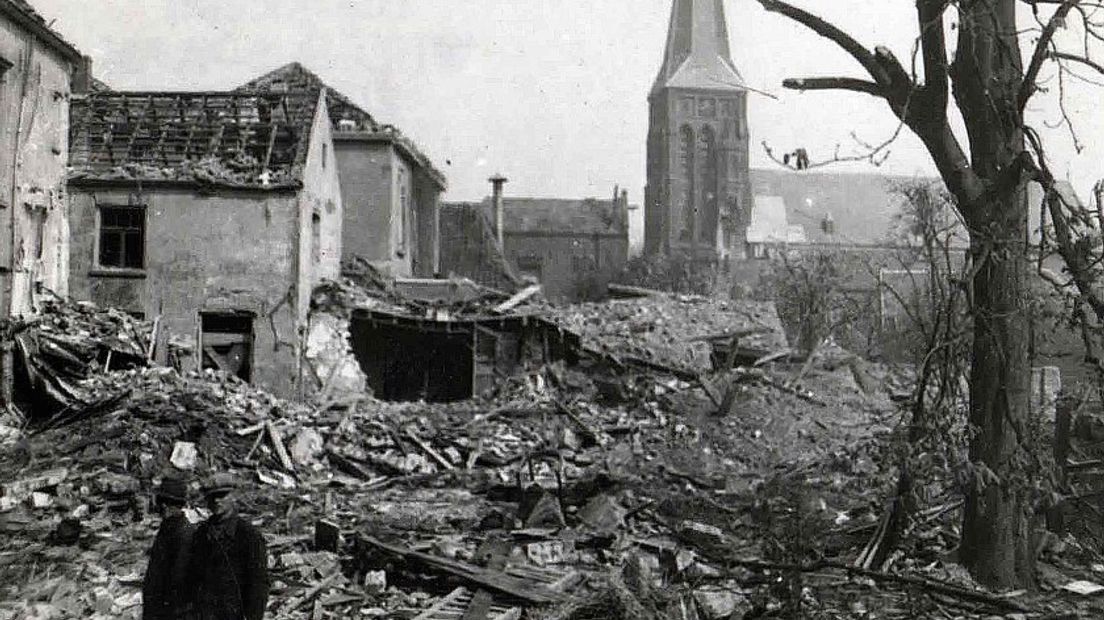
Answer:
xmin=3 ymin=293 xmax=1104 ymax=619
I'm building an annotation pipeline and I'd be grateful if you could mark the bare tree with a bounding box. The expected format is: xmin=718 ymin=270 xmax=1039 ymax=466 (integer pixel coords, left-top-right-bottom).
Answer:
xmin=755 ymin=0 xmax=1101 ymax=588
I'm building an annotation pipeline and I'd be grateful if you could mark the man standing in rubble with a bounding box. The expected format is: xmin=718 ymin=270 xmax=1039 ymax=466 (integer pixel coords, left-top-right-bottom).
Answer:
xmin=189 ymin=473 xmax=270 ymax=620
xmin=143 ymin=474 xmax=196 ymax=620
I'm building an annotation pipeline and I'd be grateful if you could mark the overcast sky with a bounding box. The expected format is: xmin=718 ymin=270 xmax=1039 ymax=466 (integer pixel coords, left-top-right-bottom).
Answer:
xmin=32 ymin=0 xmax=1104 ymax=202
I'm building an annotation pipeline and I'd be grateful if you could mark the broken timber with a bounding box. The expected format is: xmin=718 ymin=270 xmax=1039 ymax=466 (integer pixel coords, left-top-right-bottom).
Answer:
xmin=414 ymin=588 xmax=520 ymax=620
xmin=405 ymin=429 xmax=455 ymax=471
xmin=492 ymin=284 xmax=542 ymax=314
xmin=358 ymin=536 xmax=566 ymax=605
xmin=266 ymin=421 xmax=296 ymax=472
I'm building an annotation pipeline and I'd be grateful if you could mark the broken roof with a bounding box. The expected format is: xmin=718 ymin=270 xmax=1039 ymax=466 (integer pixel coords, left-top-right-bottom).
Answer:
xmin=69 ymin=90 xmax=320 ymax=189
xmin=0 ymin=0 xmax=83 ymax=63
xmin=238 ymin=62 xmax=446 ymax=189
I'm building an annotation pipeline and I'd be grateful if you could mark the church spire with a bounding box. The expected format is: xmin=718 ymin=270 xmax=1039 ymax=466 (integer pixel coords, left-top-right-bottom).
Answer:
xmin=652 ymin=0 xmax=745 ymax=95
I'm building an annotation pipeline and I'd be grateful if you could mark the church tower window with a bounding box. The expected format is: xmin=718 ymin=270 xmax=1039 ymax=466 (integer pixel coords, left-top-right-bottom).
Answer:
xmin=679 ymin=125 xmax=695 ymax=242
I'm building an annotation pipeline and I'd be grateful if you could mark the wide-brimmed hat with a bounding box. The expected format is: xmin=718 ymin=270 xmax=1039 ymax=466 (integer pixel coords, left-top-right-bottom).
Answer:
xmin=156 ymin=475 xmax=188 ymax=504
xmin=202 ymin=472 xmax=238 ymax=498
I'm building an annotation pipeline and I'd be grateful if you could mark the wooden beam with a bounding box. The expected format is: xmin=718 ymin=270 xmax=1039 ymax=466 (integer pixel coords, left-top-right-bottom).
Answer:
xmin=358 ymin=536 xmax=565 ymax=605
xmin=266 ymin=420 xmax=296 ymax=472
xmin=493 ymin=285 xmax=542 ymax=314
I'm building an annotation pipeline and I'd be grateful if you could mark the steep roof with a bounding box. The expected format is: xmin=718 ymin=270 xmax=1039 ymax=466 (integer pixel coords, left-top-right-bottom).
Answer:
xmin=0 ymin=0 xmax=82 ymax=63
xmin=238 ymin=62 xmax=446 ymax=189
xmin=69 ymin=90 xmax=320 ymax=189
xmin=652 ymin=0 xmax=745 ymax=95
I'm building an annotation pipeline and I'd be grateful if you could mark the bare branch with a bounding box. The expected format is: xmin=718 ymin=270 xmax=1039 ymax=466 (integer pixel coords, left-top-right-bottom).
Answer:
xmin=1021 ymin=0 xmax=1082 ymax=110
xmin=756 ymin=0 xmax=891 ymax=86
xmin=1050 ymin=50 xmax=1104 ymax=77
xmin=782 ymin=77 xmax=884 ymax=96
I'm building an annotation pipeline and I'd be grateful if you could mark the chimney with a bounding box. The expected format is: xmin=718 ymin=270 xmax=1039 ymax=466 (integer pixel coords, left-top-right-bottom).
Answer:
xmin=72 ymin=55 xmax=93 ymax=95
xmin=489 ymin=174 xmax=508 ymax=248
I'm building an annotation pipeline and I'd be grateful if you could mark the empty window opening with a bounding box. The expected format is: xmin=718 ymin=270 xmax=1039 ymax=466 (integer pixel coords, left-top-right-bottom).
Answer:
xmin=200 ymin=312 xmax=254 ymax=382
xmin=99 ymin=205 xmax=145 ymax=269
xmin=26 ymin=207 xmax=46 ymax=260
xmin=311 ymin=212 xmax=322 ymax=265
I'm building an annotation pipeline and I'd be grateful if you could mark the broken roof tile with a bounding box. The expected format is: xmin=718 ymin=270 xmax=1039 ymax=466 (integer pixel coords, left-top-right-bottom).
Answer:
xmin=238 ymin=62 xmax=446 ymax=188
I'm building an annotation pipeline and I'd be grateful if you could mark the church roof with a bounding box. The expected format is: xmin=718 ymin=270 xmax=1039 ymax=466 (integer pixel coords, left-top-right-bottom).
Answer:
xmin=652 ymin=0 xmax=745 ymax=95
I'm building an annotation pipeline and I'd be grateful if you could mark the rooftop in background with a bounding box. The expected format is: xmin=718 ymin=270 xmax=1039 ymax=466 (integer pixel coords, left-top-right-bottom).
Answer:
xmin=446 ymin=197 xmax=631 ymax=237
xmin=747 ymin=168 xmax=1072 ymax=250
xmin=238 ymin=62 xmax=446 ymax=190
xmin=69 ymin=90 xmax=320 ymax=189
xmin=1 ymin=0 xmax=83 ymax=63
xmin=749 ymin=169 xmax=941 ymax=247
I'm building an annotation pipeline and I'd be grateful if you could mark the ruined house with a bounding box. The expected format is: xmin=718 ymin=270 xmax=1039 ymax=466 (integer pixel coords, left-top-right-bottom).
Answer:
xmin=239 ymin=63 xmax=446 ymax=278
xmin=0 ymin=0 xmax=85 ymax=318
xmin=442 ymin=179 xmax=631 ymax=302
xmin=67 ymin=89 xmax=343 ymax=398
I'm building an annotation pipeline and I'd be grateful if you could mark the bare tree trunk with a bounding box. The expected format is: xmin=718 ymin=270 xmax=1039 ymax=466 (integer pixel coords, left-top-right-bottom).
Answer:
xmin=960 ymin=198 xmax=1035 ymax=587
xmin=753 ymin=0 xmax=1063 ymax=588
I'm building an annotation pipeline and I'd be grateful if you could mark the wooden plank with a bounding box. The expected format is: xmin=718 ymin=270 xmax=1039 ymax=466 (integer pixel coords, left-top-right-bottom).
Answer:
xmin=266 ymin=421 xmax=295 ymax=472
xmin=462 ymin=543 xmax=508 ymax=620
xmin=358 ymin=536 xmax=565 ymax=605
xmin=493 ymin=284 xmax=542 ymax=314
xmin=405 ymin=430 xmax=455 ymax=471
xmin=203 ymin=345 xmax=231 ymax=373
xmin=413 ymin=588 xmax=469 ymax=620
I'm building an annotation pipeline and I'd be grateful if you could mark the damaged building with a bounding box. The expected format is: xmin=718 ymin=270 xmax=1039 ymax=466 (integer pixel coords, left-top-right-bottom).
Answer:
xmin=66 ymin=88 xmax=343 ymax=397
xmin=442 ymin=178 xmax=631 ymax=302
xmin=240 ymin=63 xmax=447 ymax=278
xmin=350 ymin=305 xmax=576 ymax=403
xmin=0 ymin=0 xmax=87 ymax=318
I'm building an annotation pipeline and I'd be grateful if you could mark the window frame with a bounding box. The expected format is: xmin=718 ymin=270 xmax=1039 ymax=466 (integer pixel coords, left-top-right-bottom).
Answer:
xmin=95 ymin=204 xmax=147 ymax=272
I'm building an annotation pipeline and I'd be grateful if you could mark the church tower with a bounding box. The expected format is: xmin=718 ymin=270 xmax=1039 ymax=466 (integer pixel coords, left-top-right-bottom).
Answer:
xmin=645 ymin=0 xmax=752 ymax=260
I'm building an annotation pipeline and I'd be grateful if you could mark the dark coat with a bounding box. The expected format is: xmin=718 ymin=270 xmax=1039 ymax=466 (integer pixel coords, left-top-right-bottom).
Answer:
xmin=143 ymin=512 xmax=196 ymax=620
xmin=189 ymin=516 xmax=269 ymax=620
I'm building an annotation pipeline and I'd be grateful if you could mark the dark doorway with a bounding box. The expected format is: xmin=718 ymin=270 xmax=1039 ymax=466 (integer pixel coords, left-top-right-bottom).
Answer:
xmin=200 ymin=311 xmax=254 ymax=382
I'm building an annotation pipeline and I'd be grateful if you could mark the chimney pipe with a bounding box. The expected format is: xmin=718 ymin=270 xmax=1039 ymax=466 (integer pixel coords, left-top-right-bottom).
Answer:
xmin=489 ymin=174 xmax=508 ymax=248
xmin=72 ymin=55 xmax=93 ymax=95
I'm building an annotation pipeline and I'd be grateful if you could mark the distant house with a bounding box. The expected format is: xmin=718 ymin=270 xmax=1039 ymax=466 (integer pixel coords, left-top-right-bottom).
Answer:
xmin=443 ymin=182 xmax=632 ymax=302
xmin=67 ymin=89 xmax=342 ymax=397
xmin=0 ymin=0 xmax=85 ymax=319
xmin=239 ymin=63 xmax=446 ymax=278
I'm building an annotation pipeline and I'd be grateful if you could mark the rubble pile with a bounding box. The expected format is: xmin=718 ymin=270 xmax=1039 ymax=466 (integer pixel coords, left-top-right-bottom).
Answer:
xmin=545 ymin=294 xmax=787 ymax=374
xmin=10 ymin=298 xmax=155 ymax=419
xmin=4 ymin=295 xmax=1104 ymax=619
